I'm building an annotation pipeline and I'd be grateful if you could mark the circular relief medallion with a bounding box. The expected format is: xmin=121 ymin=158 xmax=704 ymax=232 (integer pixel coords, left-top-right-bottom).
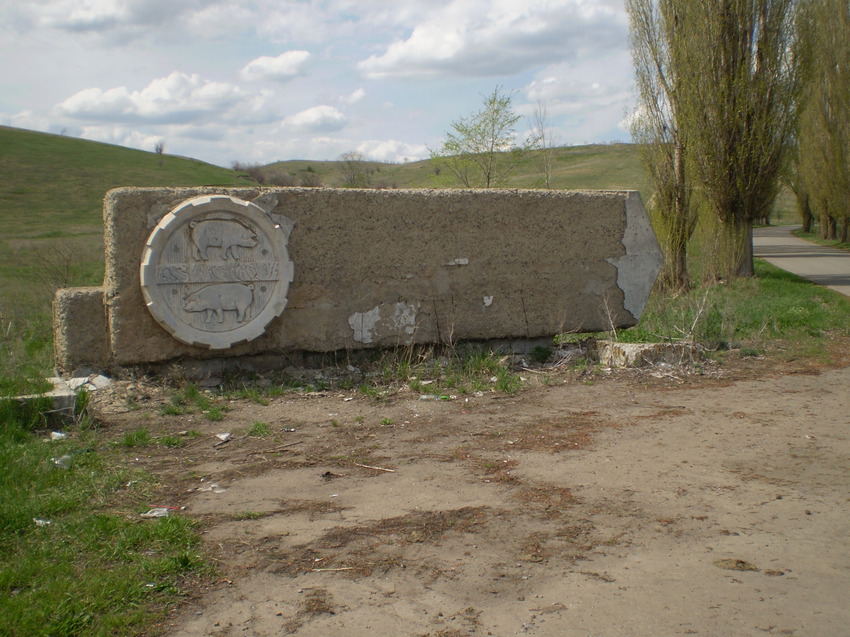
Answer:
xmin=140 ymin=195 xmax=294 ymax=349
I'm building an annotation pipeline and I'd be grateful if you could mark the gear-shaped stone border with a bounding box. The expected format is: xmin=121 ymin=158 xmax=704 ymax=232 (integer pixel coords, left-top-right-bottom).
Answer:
xmin=140 ymin=195 xmax=294 ymax=350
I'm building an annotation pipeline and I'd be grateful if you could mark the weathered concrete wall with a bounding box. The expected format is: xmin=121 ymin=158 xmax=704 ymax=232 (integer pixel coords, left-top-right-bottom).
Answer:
xmin=54 ymin=187 xmax=662 ymax=373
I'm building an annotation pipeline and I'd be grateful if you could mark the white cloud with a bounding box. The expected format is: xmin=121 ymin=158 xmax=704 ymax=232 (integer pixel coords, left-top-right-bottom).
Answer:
xmin=340 ymin=88 xmax=366 ymax=105
xmin=520 ymin=51 xmax=634 ymax=144
xmin=78 ymin=124 xmax=163 ymax=153
xmin=354 ymin=139 xmax=429 ymax=163
xmin=30 ymin=0 xmax=208 ymax=36
xmin=357 ymin=0 xmax=626 ymax=78
xmin=240 ymin=51 xmax=311 ymax=82
xmin=284 ymin=105 xmax=347 ymax=133
xmin=54 ymin=72 xmax=254 ymax=124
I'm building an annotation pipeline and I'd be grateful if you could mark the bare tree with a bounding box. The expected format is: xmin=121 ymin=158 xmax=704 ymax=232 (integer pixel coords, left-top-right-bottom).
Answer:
xmin=529 ymin=100 xmax=560 ymax=189
xmin=627 ymin=0 xmax=698 ymax=292
xmin=431 ymin=86 xmax=524 ymax=188
xmin=339 ymin=151 xmax=373 ymax=188
xmin=682 ymin=0 xmax=800 ymax=277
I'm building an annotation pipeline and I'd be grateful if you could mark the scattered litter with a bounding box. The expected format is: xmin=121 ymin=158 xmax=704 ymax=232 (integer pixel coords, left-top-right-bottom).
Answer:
xmin=419 ymin=394 xmax=451 ymax=401
xmin=322 ymin=471 xmax=344 ymax=480
xmin=343 ymin=397 xmax=354 ymax=402
xmin=50 ymin=431 xmax=68 ymax=441
xmin=213 ymin=433 xmax=233 ymax=448
xmin=33 ymin=518 xmax=52 ymax=527
xmin=198 ymin=483 xmax=227 ymax=494
xmin=125 ymin=480 xmax=138 ymax=488
xmin=283 ymin=428 xmax=296 ymax=432
xmin=67 ymin=374 xmax=112 ymax=392
xmin=140 ymin=508 xmax=170 ymax=519
xmin=52 ymin=455 xmax=73 ymax=469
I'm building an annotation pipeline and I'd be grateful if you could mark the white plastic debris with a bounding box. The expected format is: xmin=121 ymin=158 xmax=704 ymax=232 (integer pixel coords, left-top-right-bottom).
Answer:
xmin=52 ymin=455 xmax=72 ymax=469
xmin=215 ymin=433 xmax=232 ymax=442
xmin=198 ymin=483 xmax=227 ymax=494
xmin=140 ymin=508 xmax=170 ymax=519
xmin=50 ymin=432 xmax=68 ymax=441
xmin=33 ymin=518 xmax=52 ymax=527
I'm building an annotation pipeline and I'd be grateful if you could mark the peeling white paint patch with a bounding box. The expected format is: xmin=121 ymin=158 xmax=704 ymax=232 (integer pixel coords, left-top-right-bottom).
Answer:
xmin=444 ymin=258 xmax=469 ymax=266
xmin=606 ymin=192 xmax=664 ymax=319
xmin=391 ymin=302 xmax=418 ymax=335
xmin=348 ymin=302 xmax=419 ymax=344
xmin=483 ymin=296 xmax=494 ymax=307
xmin=348 ymin=306 xmax=382 ymax=344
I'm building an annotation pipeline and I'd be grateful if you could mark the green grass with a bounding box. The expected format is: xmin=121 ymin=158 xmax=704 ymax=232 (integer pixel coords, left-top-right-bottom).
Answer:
xmin=371 ymin=346 xmax=524 ymax=396
xmin=791 ymin=228 xmax=850 ymax=252
xmin=159 ymin=384 xmax=228 ymax=422
xmin=619 ymin=260 xmax=850 ymax=358
xmin=0 ymin=411 xmax=206 ymax=636
xmin=247 ymin=421 xmax=272 ymax=437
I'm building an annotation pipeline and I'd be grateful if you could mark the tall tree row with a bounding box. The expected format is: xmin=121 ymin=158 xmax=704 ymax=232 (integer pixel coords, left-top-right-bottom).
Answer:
xmin=796 ymin=0 xmax=850 ymax=242
xmin=628 ymin=0 xmax=799 ymax=281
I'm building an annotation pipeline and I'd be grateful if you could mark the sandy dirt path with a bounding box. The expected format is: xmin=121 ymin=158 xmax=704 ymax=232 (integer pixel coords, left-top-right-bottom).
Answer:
xmin=92 ymin=357 xmax=850 ymax=637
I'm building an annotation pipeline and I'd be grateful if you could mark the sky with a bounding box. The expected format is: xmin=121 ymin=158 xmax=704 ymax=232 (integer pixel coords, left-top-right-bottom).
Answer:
xmin=0 ymin=0 xmax=636 ymax=168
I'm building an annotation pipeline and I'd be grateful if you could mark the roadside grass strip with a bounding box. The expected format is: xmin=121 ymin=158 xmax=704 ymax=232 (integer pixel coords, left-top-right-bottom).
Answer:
xmin=0 ymin=410 xmax=206 ymax=637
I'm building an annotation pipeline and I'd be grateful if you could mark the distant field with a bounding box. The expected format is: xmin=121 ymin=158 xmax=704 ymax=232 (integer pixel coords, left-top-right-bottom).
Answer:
xmin=266 ymin=143 xmax=652 ymax=195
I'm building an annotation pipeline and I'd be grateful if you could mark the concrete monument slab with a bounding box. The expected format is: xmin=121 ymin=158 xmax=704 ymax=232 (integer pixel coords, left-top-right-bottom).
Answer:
xmin=53 ymin=187 xmax=664 ymax=373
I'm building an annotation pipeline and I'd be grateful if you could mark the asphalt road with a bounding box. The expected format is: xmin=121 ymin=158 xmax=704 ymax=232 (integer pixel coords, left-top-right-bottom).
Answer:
xmin=754 ymin=225 xmax=850 ymax=298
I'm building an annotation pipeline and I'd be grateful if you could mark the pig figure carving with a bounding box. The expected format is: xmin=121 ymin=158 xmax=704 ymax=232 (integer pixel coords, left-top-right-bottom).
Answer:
xmin=190 ymin=219 xmax=257 ymax=261
xmin=183 ymin=283 xmax=255 ymax=324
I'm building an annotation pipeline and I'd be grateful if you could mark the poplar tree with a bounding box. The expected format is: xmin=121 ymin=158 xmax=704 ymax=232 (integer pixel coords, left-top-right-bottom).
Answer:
xmin=627 ymin=0 xmax=697 ymax=292
xmin=682 ymin=0 xmax=799 ymax=277
xmin=796 ymin=0 xmax=850 ymax=242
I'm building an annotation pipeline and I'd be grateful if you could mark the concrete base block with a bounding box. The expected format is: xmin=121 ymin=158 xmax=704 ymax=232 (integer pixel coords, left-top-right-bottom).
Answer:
xmin=53 ymin=287 xmax=109 ymax=375
xmin=596 ymin=340 xmax=702 ymax=368
xmin=11 ymin=375 xmax=113 ymax=419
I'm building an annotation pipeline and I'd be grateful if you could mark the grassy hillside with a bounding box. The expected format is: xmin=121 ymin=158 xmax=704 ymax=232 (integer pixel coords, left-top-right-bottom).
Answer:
xmin=0 ymin=126 xmax=247 ymax=237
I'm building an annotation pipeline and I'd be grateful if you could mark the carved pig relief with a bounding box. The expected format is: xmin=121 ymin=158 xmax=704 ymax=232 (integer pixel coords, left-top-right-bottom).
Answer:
xmin=140 ymin=195 xmax=294 ymax=349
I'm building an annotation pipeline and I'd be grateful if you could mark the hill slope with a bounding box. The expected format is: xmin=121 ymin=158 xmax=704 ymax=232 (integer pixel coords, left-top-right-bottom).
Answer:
xmin=0 ymin=125 xmax=248 ymax=238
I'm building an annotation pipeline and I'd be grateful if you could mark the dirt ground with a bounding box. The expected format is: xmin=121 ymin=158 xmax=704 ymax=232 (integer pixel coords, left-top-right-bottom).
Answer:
xmin=91 ymin=351 xmax=850 ymax=637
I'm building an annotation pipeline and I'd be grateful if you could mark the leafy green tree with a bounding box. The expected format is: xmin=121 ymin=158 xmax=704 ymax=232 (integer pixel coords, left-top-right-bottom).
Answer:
xmin=627 ymin=0 xmax=697 ymax=292
xmin=431 ymin=86 xmax=524 ymax=188
xmin=796 ymin=0 xmax=850 ymax=241
xmin=681 ymin=0 xmax=800 ymax=277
